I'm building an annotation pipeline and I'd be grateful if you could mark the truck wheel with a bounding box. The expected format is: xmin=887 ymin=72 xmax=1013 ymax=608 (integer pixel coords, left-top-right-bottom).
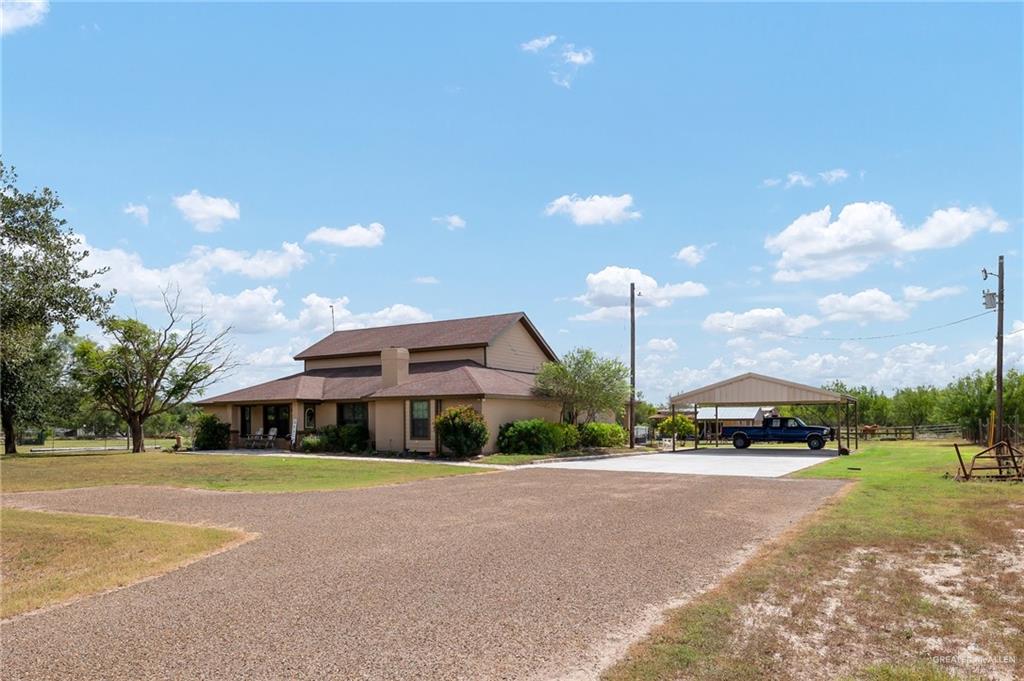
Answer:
xmin=733 ymin=434 xmax=750 ymax=449
xmin=807 ymin=435 xmax=825 ymax=450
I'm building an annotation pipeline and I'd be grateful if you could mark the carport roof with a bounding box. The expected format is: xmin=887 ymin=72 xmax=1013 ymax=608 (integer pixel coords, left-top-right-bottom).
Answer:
xmin=669 ymin=372 xmax=855 ymax=407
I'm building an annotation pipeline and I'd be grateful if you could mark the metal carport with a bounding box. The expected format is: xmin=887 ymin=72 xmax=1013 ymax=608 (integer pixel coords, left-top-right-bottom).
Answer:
xmin=668 ymin=372 xmax=858 ymax=452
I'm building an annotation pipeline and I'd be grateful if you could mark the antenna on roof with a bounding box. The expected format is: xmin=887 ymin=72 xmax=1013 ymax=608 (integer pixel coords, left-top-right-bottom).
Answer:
xmin=329 ymin=304 xmax=336 ymax=332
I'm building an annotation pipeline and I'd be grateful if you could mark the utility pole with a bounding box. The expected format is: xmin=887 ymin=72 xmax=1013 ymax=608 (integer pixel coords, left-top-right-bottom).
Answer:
xmin=996 ymin=256 xmax=1005 ymax=442
xmin=330 ymin=304 xmax=336 ymax=332
xmin=982 ymin=255 xmax=1005 ymax=442
xmin=629 ymin=282 xmax=636 ymax=449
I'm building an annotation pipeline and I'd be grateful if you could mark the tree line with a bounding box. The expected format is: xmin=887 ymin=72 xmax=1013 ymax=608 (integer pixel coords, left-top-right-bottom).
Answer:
xmin=1 ymin=161 xmax=233 ymax=454
xmin=780 ymin=373 xmax=1024 ymax=434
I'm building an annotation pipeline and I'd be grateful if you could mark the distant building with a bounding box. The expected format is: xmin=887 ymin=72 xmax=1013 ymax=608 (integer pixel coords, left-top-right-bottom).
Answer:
xmin=655 ymin=405 xmax=777 ymax=439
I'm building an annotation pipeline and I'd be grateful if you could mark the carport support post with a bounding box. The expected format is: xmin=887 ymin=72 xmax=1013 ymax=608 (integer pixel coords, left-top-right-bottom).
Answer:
xmin=715 ymin=405 xmax=719 ymax=446
xmin=854 ymin=401 xmax=859 ymax=450
xmin=836 ymin=403 xmax=842 ymax=452
xmin=693 ymin=403 xmax=698 ymax=450
xmin=845 ymin=402 xmax=851 ymax=451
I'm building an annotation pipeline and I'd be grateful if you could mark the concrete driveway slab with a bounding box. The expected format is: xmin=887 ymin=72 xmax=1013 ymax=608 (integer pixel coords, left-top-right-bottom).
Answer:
xmin=2 ymin=469 xmax=843 ymax=680
xmin=534 ymin=449 xmax=832 ymax=478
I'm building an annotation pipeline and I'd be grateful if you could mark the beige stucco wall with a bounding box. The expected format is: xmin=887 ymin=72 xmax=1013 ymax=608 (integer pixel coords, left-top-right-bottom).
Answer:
xmin=314 ymin=402 xmax=335 ymax=429
xmin=486 ymin=321 xmax=550 ymax=373
xmin=481 ymin=397 xmax=563 ymax=453
xmin=202 ymin=404 xmax=231 ymax=422
xmin=303 ymin=347 xmax=487 ymax=371
xmin=373 ymin=399 xmax=405 ymax=452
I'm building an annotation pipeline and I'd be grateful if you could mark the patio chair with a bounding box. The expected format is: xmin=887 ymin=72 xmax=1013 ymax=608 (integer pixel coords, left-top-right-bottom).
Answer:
xmin=244 ymin=428 xmax=263 ymax=449
xmin=261 ymin=427 xmax=278 ymax=449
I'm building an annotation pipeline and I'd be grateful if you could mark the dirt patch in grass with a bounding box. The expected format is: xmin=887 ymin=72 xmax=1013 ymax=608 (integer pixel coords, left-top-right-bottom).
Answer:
xmin=1 ymin=508 xmax=248 ymax=619
xmin=603 ymin=441 xmax=1024 ymax=681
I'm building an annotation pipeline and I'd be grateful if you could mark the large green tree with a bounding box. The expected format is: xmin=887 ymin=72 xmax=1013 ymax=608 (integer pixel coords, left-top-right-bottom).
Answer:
xmin=891 ymin=386 xmax=939 ymax=427
xmin=74 ymin=294 xmax=235 ymax=452
xmin=0 ymin=161 xmax=112 ymax=453
xmin=534 ymin=348 xmax=630 ymax=424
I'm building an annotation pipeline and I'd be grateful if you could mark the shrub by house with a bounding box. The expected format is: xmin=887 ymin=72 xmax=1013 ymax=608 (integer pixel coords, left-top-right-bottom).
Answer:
xmin=434 ymin=406 xmax=489 ymax=458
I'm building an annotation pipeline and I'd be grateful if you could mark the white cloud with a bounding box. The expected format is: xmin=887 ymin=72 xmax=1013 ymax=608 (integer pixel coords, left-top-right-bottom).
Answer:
xmin=647 ymin=338 xmax=678 ymax=352
xmin=79 ymin=236 xmax=315 ymax=333
xmin=819 ymin=168 xmax=849 ymax=185
xmin=785 ymin=172 xmax=814 ymax=189
xmin=188 ymin=242 xmax=310 ymax=279
xmin=572 ymin=265 xmax=707 ymax=321
xmin=571 ymin=307 xmax=639 ymax=322
xmin=765 ymin=202 xmax=1007 ymax=282
xmin=761 ymin=178 xmax=782 ymax=188
xmin=413 ymin=276 xmax=440 ymax=285
xmin=123 ymin=203 xmax=149 ymax=225
xmin=1 ymin=0 xmax=48 ymax=35
xmin=79 ymin=233 xmax=433 ymax=339
xmin=296 ymin=294 xmax=431 ymax=334
xmin=172 ymin=190 xmax=240 ymax=232
xmin=549 ymin=41 xmax=595 ymax=88
xmin=894 ymin=206 xmax=1008 ymax=251
xmin=562 ymin=44 xmax=594 ymax=65
xmin=902 ymin=285 xmax=966 ymax=303
xmin=205 ymin=286 xmax=291 ymax=333
xmin=673 ymin=243 xmax=714 ymax=266
xmin=432 ymin=214 xmax=466 ymax=230
xmin=817 ymin=288 xmax=910 ymax=323
xmin=702 ymin=307 xmax=820 ymax=336
xmin=242 ymin=341 xmax=307 ymax=369
xmin=545 ymin=193 xmax=641 ymax=225
xmin=305 ymin=222 xmax=386 ymax=248
xmin=520 ymin=34 xmax=557 ymax=52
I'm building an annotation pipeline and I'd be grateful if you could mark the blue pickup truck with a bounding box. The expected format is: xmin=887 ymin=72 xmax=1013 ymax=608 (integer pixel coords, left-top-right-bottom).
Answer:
xmin=722 ymin=417 xmax=834 ymax=450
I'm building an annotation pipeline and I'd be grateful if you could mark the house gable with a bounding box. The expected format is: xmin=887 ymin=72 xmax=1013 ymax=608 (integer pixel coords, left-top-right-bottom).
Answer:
xmin=485 ymin=319 xmax=552 ymax=373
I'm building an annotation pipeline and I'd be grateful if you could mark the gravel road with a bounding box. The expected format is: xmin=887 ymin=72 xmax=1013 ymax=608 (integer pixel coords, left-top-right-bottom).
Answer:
xmin=2 ymin=469 xmax=843 ymax=680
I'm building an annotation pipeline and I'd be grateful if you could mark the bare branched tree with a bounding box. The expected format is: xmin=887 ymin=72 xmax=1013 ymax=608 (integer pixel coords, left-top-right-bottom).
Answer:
xmin=74 ymin=289 xmax=238 ymax=452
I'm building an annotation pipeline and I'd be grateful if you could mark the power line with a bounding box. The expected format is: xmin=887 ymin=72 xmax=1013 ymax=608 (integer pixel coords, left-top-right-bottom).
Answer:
xmin=731 ymin=309 xmax=996 ymax=342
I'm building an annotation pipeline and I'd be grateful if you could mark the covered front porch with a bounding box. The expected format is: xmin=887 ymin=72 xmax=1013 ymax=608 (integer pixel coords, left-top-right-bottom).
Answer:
xmin=202 ymin=397 xmax=489 ymax=454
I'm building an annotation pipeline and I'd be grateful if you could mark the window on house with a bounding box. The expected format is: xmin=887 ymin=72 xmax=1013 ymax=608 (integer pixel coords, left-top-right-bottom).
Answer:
xmin=240 ymin=406 xmax=251 ymax=437
xmin=338 ymin=402 xmax=369 ymax=428
xmin=263 ymin=404 xmax=290 ymax=436
xmin=410 ymin=400 xmax=430 ymax=439
xmin=303 ymin=404 xmax=316 ymax=431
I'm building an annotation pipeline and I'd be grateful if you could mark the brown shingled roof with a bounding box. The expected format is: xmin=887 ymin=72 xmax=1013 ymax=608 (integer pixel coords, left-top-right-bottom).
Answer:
xmin=369 ymin=364 xmax=537 ymax=399
xmin=293 ymin=312 xmax=555 ymax=360
xmin=196 ymin=361 xmax=540 ymax=405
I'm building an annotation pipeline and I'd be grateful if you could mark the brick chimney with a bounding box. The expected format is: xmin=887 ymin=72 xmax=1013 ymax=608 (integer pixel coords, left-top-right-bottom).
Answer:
xmin=380 ymin=347 xmax=410 ymax=388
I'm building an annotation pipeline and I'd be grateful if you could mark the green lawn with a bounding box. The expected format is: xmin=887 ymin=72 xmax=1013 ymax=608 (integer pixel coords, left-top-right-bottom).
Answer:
xmin=478 ymin=450 xmax=597 ymax=465
xmin=0 ymin=452 xmax=483 ymax=493
xmin=1 ymin=508 xmax=243 ymax=618
xmin=604 ymin=440 xmax=1024 ymax=681
xmin=16 ymin=437 xmax=183 ymax=453
xmin=478 ymin=446 xmax=661 ymax=466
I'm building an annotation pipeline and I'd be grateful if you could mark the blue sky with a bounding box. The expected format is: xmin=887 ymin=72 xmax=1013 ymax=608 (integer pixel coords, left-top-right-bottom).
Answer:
xmin=4 ymin=1 xmax=1022 ymax=401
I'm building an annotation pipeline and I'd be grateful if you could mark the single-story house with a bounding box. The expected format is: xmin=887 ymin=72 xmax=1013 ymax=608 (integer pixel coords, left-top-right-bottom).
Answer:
xmin=197 ymin=312 xmax=562 ymax=454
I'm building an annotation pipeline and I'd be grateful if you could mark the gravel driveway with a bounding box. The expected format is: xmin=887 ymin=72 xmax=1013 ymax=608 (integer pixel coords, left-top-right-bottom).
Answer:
xmin=2 ymin=469 xmax=844 ymax=680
